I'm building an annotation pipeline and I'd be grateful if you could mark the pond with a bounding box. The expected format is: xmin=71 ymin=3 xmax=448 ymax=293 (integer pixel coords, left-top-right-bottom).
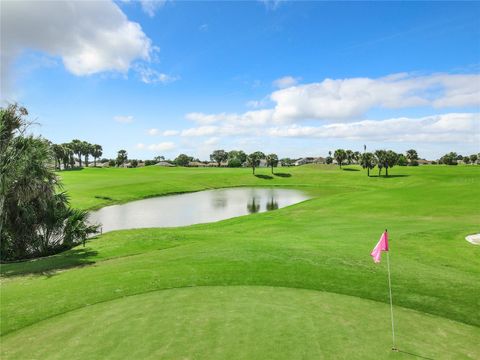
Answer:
xmin=89 ymin=187 xmax=309 ymax=233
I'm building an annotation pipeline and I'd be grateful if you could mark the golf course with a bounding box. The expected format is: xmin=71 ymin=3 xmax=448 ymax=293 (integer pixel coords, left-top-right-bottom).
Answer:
xmin=1 ymin=164 xmax=479 ymax=359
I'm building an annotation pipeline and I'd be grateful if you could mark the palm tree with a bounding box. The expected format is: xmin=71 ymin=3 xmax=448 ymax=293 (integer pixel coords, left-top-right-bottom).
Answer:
xmin=353 ymin=151 xmax=361 ymax=164
xmin=375 ymin=150 xmax=386 ymax=176
xmin=345 ymin=150 xmax=354 ymax=165
xmin=70 ymin=139 xmax=83 ymax=167
xmin=61 ymin=143 xmax=75 ymax=169
xmin=247 ymin=151 xmax=265 ymax=174
xmin=81 ymin=141 xmax=92 ymax=167
xmin=52 ymin=144 xmax=65 ymax=170
xmin=334 ymin=149 xmax=347 ymax=169
xmin=266 ymin=153 xmax=279 ymax=174
xmin=116 ymin=149 xmax=128 ymax=167
xmin=91 ymin=144 xmax=103 ymax=167
xmin=360 ymin=152 xmax=376 ymax=177
xmin=1 ymin=104 xmax=97 ymax=260
xmin=406 ymin=149 xmax=418 ymax=164
xmin=384 ymin=150 xmax=399 ymax=177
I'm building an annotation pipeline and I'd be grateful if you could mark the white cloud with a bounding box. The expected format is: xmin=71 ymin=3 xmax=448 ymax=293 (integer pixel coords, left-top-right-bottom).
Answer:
xmin=273 ymin=76 xmax=300 ymax=89
xmin=114 ymin=115 xmax=134 ymax=123
xmin=135 ymin=64 xmax=177 ymax=84
xmin=269 ymin=73 xmax=480 ymax=122
xmin=267 ymin=113 xmax=480 ymax=143
xmin=185 ymin=109 xmax=275 ymax=127
xmin=199 ymin=24 xmax=209 ymax=32
xmin=140 ymin=0 xmax=167 ymax=17
xmin=259 ymin=0 xmax=286 ymax=10
xmin=148 ymin=142 xmax=176 ymax=151
xmin=2 ymin=1 xmax=152 ymax=77
xmin=204 ymin=137 xmax=220 ymax=145
xmin=136 ymin=143 xmax=146 ymax=149
xmin=147 ymin=128 xmax=179 ymax=136
xmin=176 ymin=112 xmax=480 ymax=144
xmin=185 ymin=73 xmax=480 ymax=126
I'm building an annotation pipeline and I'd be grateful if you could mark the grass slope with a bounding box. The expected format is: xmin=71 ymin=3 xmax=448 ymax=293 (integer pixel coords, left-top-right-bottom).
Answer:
xmin=2 ymin=287 xmax=479 ymax=360
xmin=1 ymin=165 xmax=479 ymax=358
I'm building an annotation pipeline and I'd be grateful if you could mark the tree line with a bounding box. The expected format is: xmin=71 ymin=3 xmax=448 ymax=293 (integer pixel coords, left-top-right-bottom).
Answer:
xmin=209 ymin=150 xmax=279 ymax=174
xmin=438 ymin=152 xmax=479 ymax=165
xmin=52 ymin=140 xmax=103 ymax=169
xmin=1 ymin=104 xmax=98 ymax=261
xmin=331 ymin=148 xmax=421 ymax=177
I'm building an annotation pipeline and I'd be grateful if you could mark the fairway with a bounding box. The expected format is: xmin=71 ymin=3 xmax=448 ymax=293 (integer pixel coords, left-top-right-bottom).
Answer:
xmin=1 ymin=165 xmax=479 ymax=359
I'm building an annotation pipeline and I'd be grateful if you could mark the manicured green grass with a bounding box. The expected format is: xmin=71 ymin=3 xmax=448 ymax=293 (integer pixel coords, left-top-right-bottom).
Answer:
xmin=1 ymin=165 xmax=479 ymax=359
xmin=2 ymin=287 xmax=479 ymax=360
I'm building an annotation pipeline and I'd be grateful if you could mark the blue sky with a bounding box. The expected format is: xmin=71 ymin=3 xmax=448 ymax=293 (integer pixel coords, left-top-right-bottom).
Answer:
xmin=2 ymin=1 xmax=479 ymax=160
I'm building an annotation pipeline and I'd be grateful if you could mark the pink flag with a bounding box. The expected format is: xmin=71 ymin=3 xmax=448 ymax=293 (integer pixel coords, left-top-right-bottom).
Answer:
xmin=371 ymin=231 xmax=389 ymax=263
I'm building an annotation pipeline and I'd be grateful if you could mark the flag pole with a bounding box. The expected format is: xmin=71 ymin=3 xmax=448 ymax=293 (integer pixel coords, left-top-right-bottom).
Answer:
xmin=385 ymin=229 xmax=397 ymax=351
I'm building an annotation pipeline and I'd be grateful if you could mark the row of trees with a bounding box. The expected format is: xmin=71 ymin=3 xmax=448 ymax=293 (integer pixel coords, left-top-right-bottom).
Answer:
xmin=358 ymin=150 xmax=401 ymax=177
xmin=52 ymin=140 xmax=103 ymax=170
xmin=438 ymin=152 xmax=479 ymax=165
xmin=1 ymin=104 xmax=98 ymax=260
xmin=209 ymin=150 xmax=279 ymax=174
xmin=330 ymin=149 xmax=420 ymax=169
xmin=329 ymin=148 xmax=420 ymax=177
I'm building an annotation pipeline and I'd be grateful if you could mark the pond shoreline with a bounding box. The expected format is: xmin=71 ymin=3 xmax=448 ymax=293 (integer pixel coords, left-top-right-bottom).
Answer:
xmin=89 ymin=187 xmax=311 ymax=234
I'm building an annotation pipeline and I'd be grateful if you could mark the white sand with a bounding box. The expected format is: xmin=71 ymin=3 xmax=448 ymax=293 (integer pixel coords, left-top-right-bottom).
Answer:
xmin=465 ymin=234 xmax=480 ymax=245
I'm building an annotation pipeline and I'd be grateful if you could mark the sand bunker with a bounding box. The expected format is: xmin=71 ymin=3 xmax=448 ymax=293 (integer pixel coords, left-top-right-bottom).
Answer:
xmin=465 ymin=234 xmax=480 ymax=245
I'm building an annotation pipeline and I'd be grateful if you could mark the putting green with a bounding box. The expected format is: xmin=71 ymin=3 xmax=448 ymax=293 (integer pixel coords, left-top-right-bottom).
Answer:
xmin=2 ymin=286 xmax=478 ymax=359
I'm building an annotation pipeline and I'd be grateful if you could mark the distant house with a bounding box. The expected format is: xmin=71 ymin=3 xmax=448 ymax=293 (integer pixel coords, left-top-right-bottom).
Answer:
xmin=417 ymin=159 xmax=432 ymax=165
xmin=294 ymin=157 xmax=324 ymax=166
xmin=155 ymin=161 xmax=175 ymax=167
xmin=188 ymin=161 xmax=207 ymax=167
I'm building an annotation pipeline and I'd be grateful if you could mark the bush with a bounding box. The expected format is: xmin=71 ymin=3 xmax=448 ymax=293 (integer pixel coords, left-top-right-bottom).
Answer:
xmin=397 ymin=155 xmax=408 ymax=166
xmin=228 ymin=158 xmax=242 ymax=167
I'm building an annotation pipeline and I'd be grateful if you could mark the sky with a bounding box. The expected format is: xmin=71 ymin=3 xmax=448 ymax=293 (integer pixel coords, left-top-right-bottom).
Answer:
xmin=1 ymin=0 xmax=479 ymax=160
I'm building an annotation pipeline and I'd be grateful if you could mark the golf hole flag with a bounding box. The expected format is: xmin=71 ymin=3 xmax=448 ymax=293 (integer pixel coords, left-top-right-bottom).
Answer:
xmin=371 ymin=230 xmax=389 ymax=263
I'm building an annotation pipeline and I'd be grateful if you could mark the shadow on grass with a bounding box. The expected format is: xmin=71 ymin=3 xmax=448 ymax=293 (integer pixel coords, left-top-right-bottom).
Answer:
xmin=255 ymin=174 xmax=274 ymax=180
xmin=59 ymin=167 xmax=85 ymax=172
xmin=94 ymin=195 xmax=114 ymax=200
xmin=274 ymin=173 xmax=292 ymax=178
xmin=397 ymin=349 xmax=434 ymax=360
xmin=342 ymin=168 xmax=360 ymax=172
xmin=0 ymin=248 xmax=98 ymax=278
xmin=370 ymin=174 xmax=410 ymax=178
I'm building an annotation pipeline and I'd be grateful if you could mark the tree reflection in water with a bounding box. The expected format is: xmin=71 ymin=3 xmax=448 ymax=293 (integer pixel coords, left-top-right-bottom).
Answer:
xmin=247 ymin=197 xmax=260 ymax=214
xmin=266 ymin=197 xmax=279 ymax=211
xmin=212 ymin=193 xmax=227 ymax=209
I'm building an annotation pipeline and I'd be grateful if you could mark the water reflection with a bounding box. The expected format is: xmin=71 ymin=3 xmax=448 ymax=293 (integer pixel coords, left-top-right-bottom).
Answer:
xmin=212 ymin=192 xmax=228 ymax=209
xmin=266 ymin=197 xmax=279 ymax=211
xmin=247 ymin=198 xmax=260 ymax=214
xmin=90 ymin=188 xmax=309 ymax=233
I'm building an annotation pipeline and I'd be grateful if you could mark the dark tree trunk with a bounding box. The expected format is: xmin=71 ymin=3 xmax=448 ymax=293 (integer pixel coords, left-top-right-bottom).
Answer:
xmin=252 ymin=166 xmax=255 ymax=174
xmin=78 ymin=153 xmax=82 ymax=167
xmin=94 ymin=157 xmax=97 ymax=167
xmin=386 ymin=167 xmax=389 ymax=177
xmin=367 ymin=168 xmax=370 ymax=177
